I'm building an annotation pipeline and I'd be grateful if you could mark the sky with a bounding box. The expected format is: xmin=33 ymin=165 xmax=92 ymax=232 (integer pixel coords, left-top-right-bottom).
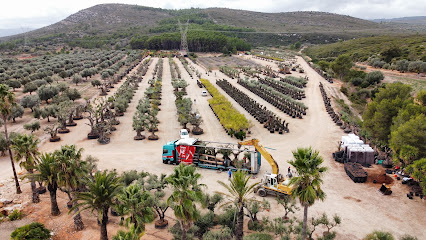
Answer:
xmin=1 ymin=0 xmax=425 ymax=29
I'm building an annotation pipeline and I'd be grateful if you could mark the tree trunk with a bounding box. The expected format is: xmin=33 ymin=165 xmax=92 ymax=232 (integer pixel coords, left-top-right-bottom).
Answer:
xmin=29 ymin=169 xmax=40 ymax=203
xmin=100 ymin=207 xmax=109 ymax=240
xmin=236 ymin=204 xmax=244 ymax=240
xmin=302 ymin=205 xmax=308 ymax=240
xmin=181 ymin=221 xmax=187 ymax=240
xmin=48 ymin=183 xmax=60 ymax=216
xmin=4 ymin=120 xmax=21 ymax=194
xmin=71 ymin=193 xmax=85 ymax=230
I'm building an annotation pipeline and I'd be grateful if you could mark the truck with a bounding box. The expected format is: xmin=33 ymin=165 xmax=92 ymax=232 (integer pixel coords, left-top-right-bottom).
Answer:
xmin=162 ymin=138 xmax=261 ymax=174
xmin=238 ymin=139 xmax=293 ymax=197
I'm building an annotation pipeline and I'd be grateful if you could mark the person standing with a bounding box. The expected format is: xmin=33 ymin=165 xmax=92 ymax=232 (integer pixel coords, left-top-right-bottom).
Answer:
xmin=228 ymin=169 xmax=232 ymax=180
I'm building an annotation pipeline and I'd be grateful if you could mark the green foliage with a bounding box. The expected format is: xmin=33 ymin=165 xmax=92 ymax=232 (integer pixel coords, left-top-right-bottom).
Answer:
xmin=365 ymin=71 xmax=384 ymax=86
xmin=318 ymin=60 xmax=330 ymax=71
xmin=330 ymin=55 xmax=353 ymax=80
xmin=10 ymin=222 xmax=50 ymax=240
xmin=194 ymin=211 xmax=215 ymax=238
xmin=9 ymin=104 xmax=24 ymax=122
xmin=363 ymin=82 xmax=413 ymax=144
xmin=131 ymin=31 xmax=251 ymax=52
xmin=416 ymin=90 xmax=426 ymax=106
xmin=202 ymin=226 xmax=233 ymax=240
xmin=6 ymin=80 xmax=21 ymax=90
xmin=72 ymin=170 xmax=122 ymax=239
xmin=20 ymin=95 xmax=41 ymax=111
xmin=399 ymin=235 xmax=418 ymax=240
xmin=406 ymin=158 xmax=426 ymax=195
xmin=120 ymin=170 xmax=148 ymax=186
xmin=65 ymin=88 xmax=81 ymax=101
xmin=276 ymin=196 xmax=299 ymax=219
xmin=200 ymin=78 xmax=250 ymax=137
xmin=117 ymin=183 xmax=155 ymax=233
xmin=304 ymin=34 xmax=426 ymax=62
xmin=364 ymin=231 xmax=395 ymax=240
xmin=381 ymin=46 xmax=402 ymax=63
xmin=167 ymin=164 xmax=204 ymax=238
xmin=8 ymin=209 xmax=24 ymax=221
xmin=244 ymin=233 xmax=273 ymax=240
xmin=289 ymin=147 xmax=327 ymax=240
xmin=37 ymin=85 xmax=59 ymax=103
xmin=217 ymin=205 xmax=238 ymax=232
xmin=390 ymin=114 xmax=426 ymax=166
xmin=112 ymin=224 xmax=142 ymax=240
xmin=23 ymin=82 xmax=38 ymax=94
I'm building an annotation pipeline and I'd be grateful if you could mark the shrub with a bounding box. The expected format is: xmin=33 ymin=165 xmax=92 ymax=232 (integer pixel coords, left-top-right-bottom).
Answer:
xmin=364 ymin=231 xmax=394 ymax=240
xmin=10 ymin=222 xmax=50 ymax=240
xmin=351 ymin=77 xmax=364 ymax=86
xmin=217 ymin=206 xmax=237 ymax=233
xmin=8 ymin=209 xmax=24 ymax=221
xmin=194 ymin=211 xmax=215 ymax=238
xmin=400 ymin=235 xmax=418 ymax=240
xmin=247 ymin=220 xmax=265 ymax=231
xmin=340 ymin=86 xmax=348 ymax=96
xmin=202 ymin=226 xmax=233 ymax=240
xmin=244 ymin=233 xmax=273 ymax=240
xmin=120 ymin=170 xmax=148 ymax=186
xmin=24 ymin=121 xmax=41 ymax=133
xmin=365 ymin=71 xmax=384 ymax=85
xmin=395 ymin=60 xmax=409 ymax=72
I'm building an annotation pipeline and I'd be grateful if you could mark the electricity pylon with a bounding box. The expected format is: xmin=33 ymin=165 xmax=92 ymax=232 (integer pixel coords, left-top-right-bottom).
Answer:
xmin=178 ymin=19 xmax=189 ymax=57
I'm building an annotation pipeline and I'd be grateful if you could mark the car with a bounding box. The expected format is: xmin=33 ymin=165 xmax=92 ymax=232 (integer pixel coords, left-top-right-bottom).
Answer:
xmin=202 ymin=90 xmax=207 ymax=96
xmin=180 ymin=129 xmax=189 ymax=139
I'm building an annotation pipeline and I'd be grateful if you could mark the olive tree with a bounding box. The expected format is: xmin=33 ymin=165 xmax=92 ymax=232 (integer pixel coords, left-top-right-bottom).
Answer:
xmin=23 ymin=82 xmax=38 ymax=94
xmin=37 ymin=85 xmax=59 ymax=104
xmin=6 ymin=80 xmax=21 ymax=91
xmin=72 ymin=74 xmax=82 ymax=86
xmin=9 ymin=104 xmax=24 ymax=122
xmin=20 ymin=95 xmax=41 ymax=112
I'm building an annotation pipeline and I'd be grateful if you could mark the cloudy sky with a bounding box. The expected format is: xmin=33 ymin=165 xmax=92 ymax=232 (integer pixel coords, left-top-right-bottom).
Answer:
xmin=1 ymin=0 xmax=425 ymax=29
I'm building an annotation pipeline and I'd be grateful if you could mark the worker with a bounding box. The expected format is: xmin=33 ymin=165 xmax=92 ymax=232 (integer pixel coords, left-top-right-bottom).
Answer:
xmin=288 ymin=166 xmax=291 ymax=174
xmin=228 ymin=169 xmax=232 ymax=180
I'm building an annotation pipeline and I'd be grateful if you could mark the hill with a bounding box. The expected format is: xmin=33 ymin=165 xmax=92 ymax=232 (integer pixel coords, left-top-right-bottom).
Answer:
xmin=0 ymin=4 xmax=405 ymax=50
xmin=372 ymin=16 xmax=426 ymax=24
xmin=371 ymin=16 xmax=426 ymax=33
xmin=303 ymin=34 xmax=426 ymax=62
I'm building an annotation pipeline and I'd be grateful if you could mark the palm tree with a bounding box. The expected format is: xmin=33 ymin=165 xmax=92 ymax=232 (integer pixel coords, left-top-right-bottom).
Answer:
xmin=55 ymin=144 xmax=87 ymax=230
xmin=166 ymin=164 xmax=204 ymax=240
xmin=33 ymin=153 xmax=61 ymax=216
xmin=217 ymin=170 xmax=258 ymax=240
xmin=289 ymin=147 xmax=327 ymax=240
xmin=117 ymin=183 xmax=155 ymax=234
xmin=72 ymin=170 xmax=121 ymax=240
xmin=11 ymin=134 xmax=40 ymax=203
xmin=0 ymin=84 xmax=21 ymax=193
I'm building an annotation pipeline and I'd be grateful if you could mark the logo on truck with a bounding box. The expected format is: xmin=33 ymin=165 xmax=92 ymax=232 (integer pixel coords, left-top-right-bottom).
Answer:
xmin=177 ymin=145 xmax=196 ymax=164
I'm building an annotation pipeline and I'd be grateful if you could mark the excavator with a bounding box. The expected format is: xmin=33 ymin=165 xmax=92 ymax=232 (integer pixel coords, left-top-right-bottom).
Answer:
xmin=238 ymin=139 xmax=293 ymax=197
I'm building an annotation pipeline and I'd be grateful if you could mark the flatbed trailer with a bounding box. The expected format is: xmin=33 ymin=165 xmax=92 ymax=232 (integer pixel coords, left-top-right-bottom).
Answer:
xmin=162 ymin=138 xmax=261 ymax=174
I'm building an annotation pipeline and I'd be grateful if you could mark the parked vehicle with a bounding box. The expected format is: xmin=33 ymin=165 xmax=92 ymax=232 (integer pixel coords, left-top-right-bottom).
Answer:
xmin=162 ymin=138 xmax=261 ymax=173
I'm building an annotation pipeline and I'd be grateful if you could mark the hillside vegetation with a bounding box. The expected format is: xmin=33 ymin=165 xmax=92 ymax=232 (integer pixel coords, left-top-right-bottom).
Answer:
xmin=0 ymin=4 xmax=400 ymax=52
xmin=303 ymin=34 xmax=426 ymax=62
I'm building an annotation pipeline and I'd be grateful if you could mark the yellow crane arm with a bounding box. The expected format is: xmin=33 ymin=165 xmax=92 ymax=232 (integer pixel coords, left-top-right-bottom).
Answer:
xmin=238 ymin=139 xmax=279 ymax=175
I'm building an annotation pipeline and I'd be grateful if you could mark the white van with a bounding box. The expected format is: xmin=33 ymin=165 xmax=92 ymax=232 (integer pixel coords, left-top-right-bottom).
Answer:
xmin=202 ymin=90 xmax=208 ymax=96
xmin=180 ymin=129 xmax=189 ymax=139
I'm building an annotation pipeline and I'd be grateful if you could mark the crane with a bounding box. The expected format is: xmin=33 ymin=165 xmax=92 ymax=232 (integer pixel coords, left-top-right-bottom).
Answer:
xmin=238 ymin=139 xmax=292 ymax=197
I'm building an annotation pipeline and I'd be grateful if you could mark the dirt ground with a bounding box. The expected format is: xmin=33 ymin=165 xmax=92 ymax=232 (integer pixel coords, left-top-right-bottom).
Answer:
xmin=0 ymin=54 xmax=425 ymax=240
xmin=356 ymin=63 xmax=426 ymax=91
